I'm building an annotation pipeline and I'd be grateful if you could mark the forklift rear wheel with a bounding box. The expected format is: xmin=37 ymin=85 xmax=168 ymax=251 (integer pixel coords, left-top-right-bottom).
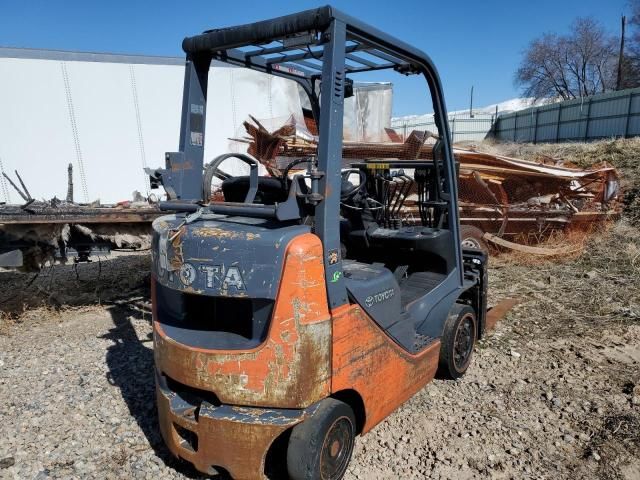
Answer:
xmin=287 ymin=398 xmax=356 ymax=480
xmin=438 ymin=304 xmax=477 ymax=379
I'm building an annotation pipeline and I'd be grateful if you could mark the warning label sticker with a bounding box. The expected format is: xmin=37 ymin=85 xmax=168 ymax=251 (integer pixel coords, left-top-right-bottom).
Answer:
xmin=190 ymin=132 xmax=203 ymax=146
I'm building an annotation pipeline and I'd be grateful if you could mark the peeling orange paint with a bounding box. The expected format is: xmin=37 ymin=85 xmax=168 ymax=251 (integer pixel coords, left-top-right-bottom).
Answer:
xmin=154 ymin=233 xmax=331 ymax=408
xmin=332 ymin=306 xmax=440 ymax=433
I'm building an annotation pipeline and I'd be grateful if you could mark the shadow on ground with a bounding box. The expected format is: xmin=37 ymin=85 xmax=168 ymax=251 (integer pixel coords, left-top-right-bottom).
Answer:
xmin=0 ymin=252 xmax=151 ymax=316
xmin=101 ymin=300 xmax=226 ymax=479
xmin=1 ymin=253 xmax=231 ymax=477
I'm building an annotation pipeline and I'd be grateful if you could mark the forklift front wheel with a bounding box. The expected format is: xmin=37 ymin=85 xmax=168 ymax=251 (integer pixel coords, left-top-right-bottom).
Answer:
xmin=287 ymin=398 xmax=356 ymax=480
xmin=438 ymin=304 xmax=477 ymax=379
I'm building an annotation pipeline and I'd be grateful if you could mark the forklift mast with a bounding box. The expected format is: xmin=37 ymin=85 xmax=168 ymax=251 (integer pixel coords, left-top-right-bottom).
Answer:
xmin=149 ymin=5 xmax=463 ymax=310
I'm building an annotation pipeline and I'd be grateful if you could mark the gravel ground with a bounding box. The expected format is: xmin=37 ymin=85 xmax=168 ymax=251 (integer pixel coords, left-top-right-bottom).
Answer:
xmin=1 ymin=224 xmax=639 ymax=479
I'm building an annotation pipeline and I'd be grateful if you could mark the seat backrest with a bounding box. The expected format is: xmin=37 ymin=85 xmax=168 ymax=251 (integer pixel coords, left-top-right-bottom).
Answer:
xmin=221 ymin=176 xmax=287 ymax=204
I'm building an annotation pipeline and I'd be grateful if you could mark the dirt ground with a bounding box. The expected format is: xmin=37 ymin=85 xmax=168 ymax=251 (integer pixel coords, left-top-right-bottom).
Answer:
xmin=1 ymin=138 xmax=639 ymax=479
xmin=0 ymin=223 xmax=638 ymax=480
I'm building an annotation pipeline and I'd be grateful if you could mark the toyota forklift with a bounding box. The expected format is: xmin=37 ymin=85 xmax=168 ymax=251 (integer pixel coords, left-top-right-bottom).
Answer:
xmin=148 ymin=6 xmax=488 ymax=479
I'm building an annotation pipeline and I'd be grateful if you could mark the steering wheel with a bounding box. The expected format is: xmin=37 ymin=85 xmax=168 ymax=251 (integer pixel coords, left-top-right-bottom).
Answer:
xmin=280 ymin=158 xmax=314 ymax=190
xmin=340 ymin=169 xmax=367 ymax=201
xmin=203 ymin=153 xmax=260 ymax=203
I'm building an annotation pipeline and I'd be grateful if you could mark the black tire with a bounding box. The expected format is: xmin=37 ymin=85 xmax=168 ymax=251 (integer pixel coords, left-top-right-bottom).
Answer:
xmin=460 ymin=225 xmax=488 ymax=253
xmin=287 ymin=398 xmax=356 ymax=480
xmin=437 ymin=304 xmax=477 ymax=380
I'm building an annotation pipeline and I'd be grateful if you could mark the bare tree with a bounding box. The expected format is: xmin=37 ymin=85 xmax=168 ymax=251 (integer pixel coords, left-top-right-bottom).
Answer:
xmin=516 ymin=34 xmax=573 ymax=100
xmin=515 ymin=17 xmax=617 ymax=100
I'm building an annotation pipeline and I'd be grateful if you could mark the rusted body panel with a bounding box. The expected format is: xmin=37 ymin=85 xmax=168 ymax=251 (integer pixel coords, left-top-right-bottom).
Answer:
xmin=152 ymin=215 xmax=311 ymax=300
xmin=157 ymin=375 xmax=317 ymax=478
xmin=154 ymin=232 xmax=333 ymax=477
xmin=331 ymin=304 xmax=440 ymax=433
xmin=153 ymin=232 xmax=332 ymax=408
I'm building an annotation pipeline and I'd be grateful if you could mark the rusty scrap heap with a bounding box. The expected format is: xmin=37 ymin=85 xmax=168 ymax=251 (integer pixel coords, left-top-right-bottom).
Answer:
xmin=0 ymin=168 xmax=157 ymax=270
xmin=231 ymin=116 xmax=621 ymax=246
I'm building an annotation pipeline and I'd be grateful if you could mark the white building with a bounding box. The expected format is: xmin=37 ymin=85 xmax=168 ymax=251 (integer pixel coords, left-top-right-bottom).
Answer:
xmin=0 ymin=47 xmax=392 ymax=204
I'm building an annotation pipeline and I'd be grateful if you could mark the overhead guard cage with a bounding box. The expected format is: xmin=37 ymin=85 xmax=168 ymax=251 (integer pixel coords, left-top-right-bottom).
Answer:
xmin=173 ymin=5 xmax=461 ymax=309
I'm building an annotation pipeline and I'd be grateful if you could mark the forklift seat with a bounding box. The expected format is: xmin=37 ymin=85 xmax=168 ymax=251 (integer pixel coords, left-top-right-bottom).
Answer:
xmin=347 ymin=226 xmax=455 ymax=273
xmin=221 ymin=176 xmax=288 ymax=204
xmin=367 ymin=226 xmax=451 ymax=249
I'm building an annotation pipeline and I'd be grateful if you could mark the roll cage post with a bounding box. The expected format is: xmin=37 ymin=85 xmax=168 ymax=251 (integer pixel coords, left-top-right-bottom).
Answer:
xmin=171 ymin=54 xmax=211 ymax=201
xmin=152 ymin=6 xmax=463 ymax=310
xmin=315 ymin=19 xmax=348 ymax=308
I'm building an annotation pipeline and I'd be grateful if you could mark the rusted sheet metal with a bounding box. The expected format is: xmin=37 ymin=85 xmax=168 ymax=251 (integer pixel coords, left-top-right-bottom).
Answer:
xmin=453 ymin=148 xmax=620 ymax=242
xmin=233 ymin=118 xmax=621 ymax=244
xmin=420 ymin=148 xmax=619 ymax=241
xmin=153 ymin=233 xmax=332 ymax=408
xmin=157 ymin=380 xmax=318 ymax=479
xmin=230 ymin=115 xmax=440 ymax=168
xmin=483 ymin=233 xmax=582 ymax=256
xmin=331 ymin=304 xmax=440 ymax=433
xmin=0 ymin=204 xmax=162 ymax=224
xmin=485 ymin=298 xmax=521 ymax=331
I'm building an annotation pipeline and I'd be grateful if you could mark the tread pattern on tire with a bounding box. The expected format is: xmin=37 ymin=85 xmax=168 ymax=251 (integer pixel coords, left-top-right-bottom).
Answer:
xmin=437 ymin=303 xmax=477 ymax=380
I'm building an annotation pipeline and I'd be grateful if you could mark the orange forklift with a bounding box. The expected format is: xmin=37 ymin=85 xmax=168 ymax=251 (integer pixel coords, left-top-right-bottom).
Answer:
xmin=148 ymin=6 xmax=488 ymax=479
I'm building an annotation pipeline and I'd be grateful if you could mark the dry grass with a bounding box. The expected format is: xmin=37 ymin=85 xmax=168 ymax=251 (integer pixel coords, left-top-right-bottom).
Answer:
xmin=583 ymin=413 xmax=640 ymax=480
xmin=479 ymin=137 xmax=640 ymax=178
xmin=491 ymin=219 xmax=640 ymax=338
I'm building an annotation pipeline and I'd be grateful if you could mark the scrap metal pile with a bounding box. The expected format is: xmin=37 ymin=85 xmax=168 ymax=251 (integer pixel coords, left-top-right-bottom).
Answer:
xmin=0 ymin=167 xmax=158 ymax=270
xmin=232 ymin=116 xmax=621 ymax=250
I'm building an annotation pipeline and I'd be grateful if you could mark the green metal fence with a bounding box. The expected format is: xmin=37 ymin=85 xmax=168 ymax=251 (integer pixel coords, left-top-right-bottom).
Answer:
xmin=492 ymin=87 xmax=640 ymax=143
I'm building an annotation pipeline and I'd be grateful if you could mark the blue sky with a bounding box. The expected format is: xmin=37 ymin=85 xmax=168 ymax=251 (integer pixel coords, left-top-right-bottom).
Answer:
xmin=0 ymin=0 xmax=628 ymax=115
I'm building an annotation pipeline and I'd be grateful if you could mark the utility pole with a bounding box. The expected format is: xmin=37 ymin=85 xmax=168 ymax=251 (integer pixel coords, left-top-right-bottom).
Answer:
xmin=469 ymin=85 xmax=474 ymax=118
xmin=66 ymin=163 xmax=74 ymax=203
xmin=617 ymin=15 xmax=626 ymax=90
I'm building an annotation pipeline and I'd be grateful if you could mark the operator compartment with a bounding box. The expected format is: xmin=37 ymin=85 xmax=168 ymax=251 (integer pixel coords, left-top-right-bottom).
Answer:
xmin=340 ymin=157 xmax=456 ymax=274
xmin=144 ymin=10 xmax=465 ymax=357
xmin=336 ymin=152 xmax=464 ymax=352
